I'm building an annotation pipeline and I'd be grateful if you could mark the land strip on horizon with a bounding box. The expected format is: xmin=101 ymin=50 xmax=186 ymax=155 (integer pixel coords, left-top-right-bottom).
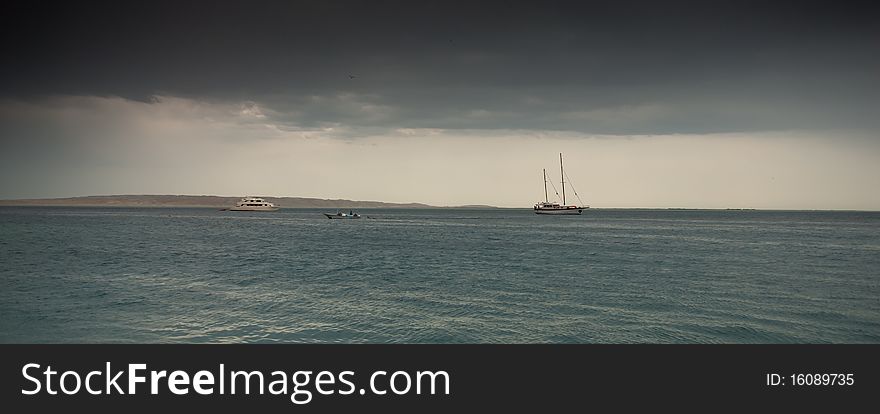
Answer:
xmin=0 ymin=195 xmax=498 ymax=209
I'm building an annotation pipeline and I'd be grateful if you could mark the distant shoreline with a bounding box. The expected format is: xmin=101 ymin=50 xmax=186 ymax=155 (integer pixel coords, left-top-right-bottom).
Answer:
xmin=0 ymin=200 xmax=877 ymax=213
xmin=1 ymin=195 xmax=877 ymax=212
xmin=0 ymin=195 xmax=498 ymax=209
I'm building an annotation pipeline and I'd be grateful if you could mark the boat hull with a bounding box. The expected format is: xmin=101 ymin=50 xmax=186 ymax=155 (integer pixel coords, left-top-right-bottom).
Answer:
xmin=534 ymin=207 xmax=585 ymax=215
xmin=229 ymin=206 xmax=279 ymax=211
xmin=324 ymin=213 xmax=361 ymax=219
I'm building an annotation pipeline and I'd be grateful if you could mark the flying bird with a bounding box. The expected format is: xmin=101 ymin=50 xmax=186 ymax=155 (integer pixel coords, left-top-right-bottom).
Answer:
xmin=348 ymin=74 xmax=357 ymax=79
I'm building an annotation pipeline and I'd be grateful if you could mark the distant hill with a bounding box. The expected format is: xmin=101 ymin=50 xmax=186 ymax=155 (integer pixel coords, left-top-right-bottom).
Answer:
xmin=0 ymin=195 xmax=495 ymax=209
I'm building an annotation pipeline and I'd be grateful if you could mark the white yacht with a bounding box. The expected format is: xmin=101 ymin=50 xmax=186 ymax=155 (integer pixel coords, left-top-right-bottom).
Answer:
xmin=228 ymin=196 xmax=279 ymax=211
xmin=534 ymin=153 xmax=588 ymax=215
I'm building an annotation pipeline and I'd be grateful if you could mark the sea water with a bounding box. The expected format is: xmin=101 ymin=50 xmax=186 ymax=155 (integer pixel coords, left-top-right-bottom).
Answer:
xmin=1 ymin=207 xmax=878 ymax=343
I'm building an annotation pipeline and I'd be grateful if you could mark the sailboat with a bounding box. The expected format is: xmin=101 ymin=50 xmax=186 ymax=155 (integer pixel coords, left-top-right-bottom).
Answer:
xmin=534 ymin=153 xmax=588 ymax=215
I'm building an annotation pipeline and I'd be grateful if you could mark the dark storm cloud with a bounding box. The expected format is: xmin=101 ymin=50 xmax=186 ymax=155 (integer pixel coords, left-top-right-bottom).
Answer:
xmin=1 ymin=0 xmax=878 ymax=134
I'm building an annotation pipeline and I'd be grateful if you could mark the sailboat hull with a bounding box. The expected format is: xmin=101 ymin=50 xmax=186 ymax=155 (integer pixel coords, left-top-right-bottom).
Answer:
xmin=534 ymin=207 xmax=585 ymax=215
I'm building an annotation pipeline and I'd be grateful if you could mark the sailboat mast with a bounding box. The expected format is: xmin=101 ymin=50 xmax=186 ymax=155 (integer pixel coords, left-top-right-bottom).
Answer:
xmin=560 ymin=153 xmax=566 ymax=205
xmin=543 ymin=169 xmax=548 ymax=203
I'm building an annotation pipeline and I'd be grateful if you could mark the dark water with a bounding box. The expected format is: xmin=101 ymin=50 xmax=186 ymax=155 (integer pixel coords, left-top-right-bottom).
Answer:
xmin=1 ymin=207 xmax=878 ymax=343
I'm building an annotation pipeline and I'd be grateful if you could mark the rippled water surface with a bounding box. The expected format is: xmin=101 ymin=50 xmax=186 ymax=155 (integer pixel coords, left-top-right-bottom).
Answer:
xmin=1 ymin=207 xmax=878 ymax=343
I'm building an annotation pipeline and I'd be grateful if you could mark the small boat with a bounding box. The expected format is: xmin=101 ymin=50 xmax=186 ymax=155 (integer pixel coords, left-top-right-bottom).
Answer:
xmin=324 ymin=210 xmax=362 ymax=219
xmin=534 ymin=153 xmax=588 ymax=215
xmin=228 ymin=196 xmax=279 ymax=211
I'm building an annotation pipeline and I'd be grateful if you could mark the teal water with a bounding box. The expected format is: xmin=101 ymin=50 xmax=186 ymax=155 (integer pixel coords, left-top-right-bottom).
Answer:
xmin=1 ymin=207 xmax=878 ymax=343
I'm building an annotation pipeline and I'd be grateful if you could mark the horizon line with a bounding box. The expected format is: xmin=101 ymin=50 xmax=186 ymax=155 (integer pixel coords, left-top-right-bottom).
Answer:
xmin=1 ymin=194 xmax=879 ymax=212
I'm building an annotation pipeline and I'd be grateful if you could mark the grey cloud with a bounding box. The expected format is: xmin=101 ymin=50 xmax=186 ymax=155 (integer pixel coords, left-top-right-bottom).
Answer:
xmin=1 ymin=1 xmax=878 ymax=135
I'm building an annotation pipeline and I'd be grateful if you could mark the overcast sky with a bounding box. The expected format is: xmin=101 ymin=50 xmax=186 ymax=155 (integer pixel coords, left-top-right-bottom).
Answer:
xmin=1 ymin=0 xmax=878 ymax=208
